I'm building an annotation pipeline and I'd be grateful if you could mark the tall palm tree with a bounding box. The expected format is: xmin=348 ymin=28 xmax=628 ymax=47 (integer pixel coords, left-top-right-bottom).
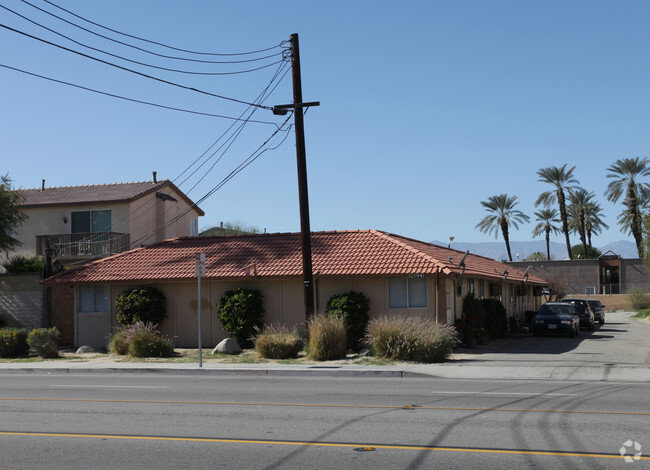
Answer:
xmin=532 ymin=208 xmax=561 ymax=261
xmin=536 ymin=164 xmax=580 ymax=260
xmin=583 ymin=200 xmax=608 ymax=247
xmin=476 ymin=194 xmax=530 ymax=261
xmin=568 ymin=189 xmax=596 ymax=258
xmin=605 ymin=157 xmax=650 ymax=258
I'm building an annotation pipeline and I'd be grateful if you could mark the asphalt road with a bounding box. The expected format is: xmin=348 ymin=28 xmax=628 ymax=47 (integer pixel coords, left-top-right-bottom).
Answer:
xmin=0 ymin=373 xmax=648 ymax=469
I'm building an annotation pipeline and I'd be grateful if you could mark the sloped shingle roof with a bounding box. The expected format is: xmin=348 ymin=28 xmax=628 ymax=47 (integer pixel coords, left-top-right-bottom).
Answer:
xmin=42 ymin=230 xmax=547 ymax=286
xmin=19 ymin=180 xmax=204 ymax=215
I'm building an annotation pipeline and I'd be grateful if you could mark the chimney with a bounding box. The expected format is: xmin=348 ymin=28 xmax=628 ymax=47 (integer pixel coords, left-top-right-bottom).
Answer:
xmin=152 ymin=171 xmax=157 ymax=183
xmin=41 ymin=179 xmax=45 ymax=191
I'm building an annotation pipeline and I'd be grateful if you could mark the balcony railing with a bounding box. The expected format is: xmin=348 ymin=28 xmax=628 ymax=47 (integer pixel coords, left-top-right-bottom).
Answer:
xmin=36 ymin=232 xmax=130 ymax=259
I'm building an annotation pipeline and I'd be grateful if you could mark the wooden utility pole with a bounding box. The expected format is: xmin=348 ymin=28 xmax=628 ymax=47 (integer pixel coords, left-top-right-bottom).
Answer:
xmin=274 ymin=34 xmax=319 ymax=322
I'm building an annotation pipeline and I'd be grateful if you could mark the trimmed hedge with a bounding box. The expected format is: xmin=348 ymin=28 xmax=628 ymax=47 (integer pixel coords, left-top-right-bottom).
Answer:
xmin=217 ymin=289 xmax=264 ymax=348
xmin=0 ymin=328 xmax=29 ymax=358
xmin=27 ymin=327 xmax=60 ymax=358
xmin=326 ymin=291 xmax=370 ymax=351
xmin=116 ymin=287 xmax=167 ymax=326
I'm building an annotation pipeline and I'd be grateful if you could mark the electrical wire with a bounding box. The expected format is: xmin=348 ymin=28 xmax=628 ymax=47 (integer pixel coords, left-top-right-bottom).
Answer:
xmin=0 ymin=22 xmax=276 ymax=109
xmin=0 ymin=62 xmax=280 ymax=124
xmin=21 ymin=0 xmax=286 ymax=65
xmin=42 ymin=0 xmax=286 ymax=57
xmin=1 ymin=4 xmax=285 ymax=75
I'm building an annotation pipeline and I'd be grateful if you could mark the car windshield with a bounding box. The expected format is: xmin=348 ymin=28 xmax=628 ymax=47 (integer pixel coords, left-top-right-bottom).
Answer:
xmin=538 ymin=305 xmax=573 ymax=315
xmin=588 ymin=301 xmax=600 ymax=308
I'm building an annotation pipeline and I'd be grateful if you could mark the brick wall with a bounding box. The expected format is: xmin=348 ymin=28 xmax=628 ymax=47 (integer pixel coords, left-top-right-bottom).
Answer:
xmin=0 ymin=273 xmax=43 ymax=329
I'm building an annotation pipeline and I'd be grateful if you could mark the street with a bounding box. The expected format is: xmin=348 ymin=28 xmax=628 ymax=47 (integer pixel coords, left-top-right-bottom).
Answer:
xmin=0 ymin=372 xmax=648 ymax=469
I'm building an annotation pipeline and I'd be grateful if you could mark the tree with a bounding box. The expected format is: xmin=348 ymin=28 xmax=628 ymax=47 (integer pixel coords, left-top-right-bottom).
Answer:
xmin=605 ymin=157 xmax=650 ymax=258
xmin=583 ymin=199 xmax=608 ymax=247
xmin=526 ymin=251 xmax=546 ymax=261
xmin=536 ymin=165 xmax=580 ymax=260
xmin=0 ymin=174 xmax=27 ymax=257
xmin=567 ymin=189 xmax=596 ymax=259
xmin=532 ymin=208 xmax=561 ymax=261
xmin=476 ymin=194 xmax=530 ymax=262
xmin=571 ymin=244 xmax=601 ymax=260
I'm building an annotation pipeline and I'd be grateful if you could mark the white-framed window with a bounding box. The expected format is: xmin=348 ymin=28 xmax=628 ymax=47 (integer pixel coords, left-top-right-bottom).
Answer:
xmin=467 ymin=279 xmax=475 ymax=294
xmin=190 ymin=218 xmax=198 ymax=237
xmin=478 ymin=279 xmax=485 ymax=299
xmin=78 ymin=285 xmax=109 ymax=313
xmin=389 ymin=277 xmax=427 ymax=308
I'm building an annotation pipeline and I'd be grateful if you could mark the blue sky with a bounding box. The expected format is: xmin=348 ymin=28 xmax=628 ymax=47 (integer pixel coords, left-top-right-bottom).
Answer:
xmin=2 ymin=0 xmax=649 ymax=248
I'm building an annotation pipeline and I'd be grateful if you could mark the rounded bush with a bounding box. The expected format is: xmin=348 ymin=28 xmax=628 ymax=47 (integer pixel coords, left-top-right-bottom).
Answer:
xmin=107 ymin=329 xmax=130 ymax=355
xmin=116 ymin=287 xmax=167 ymax=326
xmin=307 ymin=315 xmax=347 ymax=361
xmin=217 ymin=289 xmax=264 ymax=348
xmin=254 ymin=325 xmax=304 ymax=359
xmin=27 ymin=327 xmax=60 ymax=358
xmin=326 ymin=291 xmax=370 ymax=351
xmin=129 ymin=329 xmax=173 ymax=357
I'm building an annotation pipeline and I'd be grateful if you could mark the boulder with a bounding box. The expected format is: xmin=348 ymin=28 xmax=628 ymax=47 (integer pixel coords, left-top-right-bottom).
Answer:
xmin=357 ymin=348 xmax=372 ymax=358
xmin=213 ymin=338 xmax=242 ymax=355
xmin=76 ymin=345 xmax=96 ymax=354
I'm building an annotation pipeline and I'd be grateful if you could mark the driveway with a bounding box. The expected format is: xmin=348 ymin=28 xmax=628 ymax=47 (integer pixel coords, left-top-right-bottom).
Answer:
xmin=457 ymin=311 xmax=650 ymax=367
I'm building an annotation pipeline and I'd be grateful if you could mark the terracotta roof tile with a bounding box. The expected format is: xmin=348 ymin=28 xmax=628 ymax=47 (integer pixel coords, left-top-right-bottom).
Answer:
xmin=43 ymin=230 xmax=548 ymax=285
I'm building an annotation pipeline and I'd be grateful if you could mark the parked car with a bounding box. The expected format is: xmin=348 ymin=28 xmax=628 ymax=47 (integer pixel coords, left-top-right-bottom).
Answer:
xmin=533 ymin=302 xmax=580 ymax=338
xmin=561 ymin=298 xmax=595 ymax=330
xmin=587 ymin=299 xmax=605 ymax=324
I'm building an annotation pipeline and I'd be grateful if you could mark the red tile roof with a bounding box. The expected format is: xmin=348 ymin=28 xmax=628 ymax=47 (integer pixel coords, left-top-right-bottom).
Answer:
xmin=19 ymin=180 xmax=204 ymax=215
xmin=42 ymin=230 xmax=548 ymax=285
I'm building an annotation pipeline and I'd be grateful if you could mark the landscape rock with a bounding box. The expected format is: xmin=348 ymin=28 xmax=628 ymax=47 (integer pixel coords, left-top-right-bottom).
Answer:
xmin=357 ymin=348 xmax=372 ymax=357
xmin=76 ymin=346 xmax=96 ymax=354
xmin=213 ymin=338 xmax=242 ymax=355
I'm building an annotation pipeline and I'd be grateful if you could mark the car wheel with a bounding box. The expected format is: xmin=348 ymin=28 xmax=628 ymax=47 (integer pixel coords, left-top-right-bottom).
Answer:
xmin=599 ymin=318 xmax=604 ymax=325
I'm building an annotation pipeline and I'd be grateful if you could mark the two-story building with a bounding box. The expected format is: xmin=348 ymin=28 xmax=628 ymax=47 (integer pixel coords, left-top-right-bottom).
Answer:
xmin=1 ymin=175 xmax=203 ymax=343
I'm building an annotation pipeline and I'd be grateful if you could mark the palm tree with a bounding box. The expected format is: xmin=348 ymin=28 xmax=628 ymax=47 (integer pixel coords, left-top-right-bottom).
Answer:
xmin=567 ymin=189 xmax=596 ymax=258
xmin=536 ymin=164 xmax=580 ymax=260
xmin=583 ymin=200 xmax=608 ymax=247
xmin=532 ymin=208 xmax=561 ymax=261
xmin=605 ymin=157 xmax=650 ymax=258
xmin=476 ymin=194 xmax=530 ymax=261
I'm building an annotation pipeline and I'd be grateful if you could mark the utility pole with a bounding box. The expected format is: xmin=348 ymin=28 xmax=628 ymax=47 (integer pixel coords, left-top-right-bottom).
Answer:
xmin=274 ymin=33 xmax=319 ymax=322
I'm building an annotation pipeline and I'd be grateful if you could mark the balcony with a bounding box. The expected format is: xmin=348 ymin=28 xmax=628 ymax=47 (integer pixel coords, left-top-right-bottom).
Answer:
xmin=36 ymin=232 xmax=130 ymax=260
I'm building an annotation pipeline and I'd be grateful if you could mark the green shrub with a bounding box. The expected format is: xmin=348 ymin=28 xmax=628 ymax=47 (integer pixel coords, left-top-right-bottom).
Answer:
xmin=217 ymin=289 xmax=264 ymax=348
xmin=254 ymin=324 xmax=304 ymax=359
xmin=129 ymin=328 xmax=174 ymax=358
xmin=27 ymin=327 xmax=60 ymax=358
xmin=326 ymin=291 xmax=370 ymax=351
xmin=307 ymin=315 xmax=347 ymax=361
xmin=115 ymin=287 xmax=167 ymax=326
xmin=481 ymin=298 xmax=508 ymax=338
xmin=365 ymin=316 xmax=459 ymax=363
xmin=626 ymin=287 xmax=650 ymax=310
xmin=108 ymin=329 xmax=131 ymax=355
xmin=1 ymin=255 xmax=45 ymax=274
xmin=0 ymin=328 xmax=29 ymax=358
xmin=462 ymin=292 xmax=484 ymax=336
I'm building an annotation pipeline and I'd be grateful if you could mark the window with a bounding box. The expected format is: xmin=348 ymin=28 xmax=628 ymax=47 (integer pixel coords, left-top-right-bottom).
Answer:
xmin=467 ymin=279 xmax=475 ymax=294
xmin=71 ymin=210 xmax=111 ymax=233
xmin=478 ymin=280 xmax=485 ymax=299
xmin=78 ymin=285 xmax=109 ymax=313
xmin=389 ymin=277 xmax=427 ymax=308
xmin=190 ymin=218 xmax=198 ymax=237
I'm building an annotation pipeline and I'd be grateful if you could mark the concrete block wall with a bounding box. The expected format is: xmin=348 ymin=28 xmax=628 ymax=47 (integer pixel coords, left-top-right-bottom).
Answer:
xmin=0 ymin=273 xmax=43 ymax=328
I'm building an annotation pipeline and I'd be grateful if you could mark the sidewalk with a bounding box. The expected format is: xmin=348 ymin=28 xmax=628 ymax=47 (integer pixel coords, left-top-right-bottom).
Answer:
xmin=1 ymin=340 xmax=648 ymax=382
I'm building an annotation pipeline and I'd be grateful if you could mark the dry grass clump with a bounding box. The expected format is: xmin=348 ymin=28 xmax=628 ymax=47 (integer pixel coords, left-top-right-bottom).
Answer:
xmin=254 ymin=324 xmax=304 ymax=359
xmin=365 ymin=316 xmax=459 ymax=363
xmin=307 ymin=315 xmax=347 ymax=361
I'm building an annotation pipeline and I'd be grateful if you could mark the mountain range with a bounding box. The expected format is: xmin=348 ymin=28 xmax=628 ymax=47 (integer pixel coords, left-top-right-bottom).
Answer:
xmin=432 ymin=239 xmax=638 ymax=261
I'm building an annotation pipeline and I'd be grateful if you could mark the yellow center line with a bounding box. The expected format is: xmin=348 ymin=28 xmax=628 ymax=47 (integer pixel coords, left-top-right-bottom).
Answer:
xmin=0 ymin=396 xmax=648 ymax=416
xmin=0 ymin=431 xmax=646 ymax=460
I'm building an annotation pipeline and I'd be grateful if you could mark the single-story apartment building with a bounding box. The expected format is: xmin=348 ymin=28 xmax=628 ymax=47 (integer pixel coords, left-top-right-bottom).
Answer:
xmin=42 ymin=230 xmax=548 ymax=349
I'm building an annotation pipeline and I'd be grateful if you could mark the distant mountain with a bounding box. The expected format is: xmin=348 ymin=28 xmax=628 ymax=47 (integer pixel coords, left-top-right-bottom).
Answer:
xmin=432 ymin=239 xmax=638 ymax=261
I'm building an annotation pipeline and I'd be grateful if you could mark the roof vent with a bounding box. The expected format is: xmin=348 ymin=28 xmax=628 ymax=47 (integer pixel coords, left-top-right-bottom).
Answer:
xmin=152 ymin=171 xmax=157 ymax=183
xmin=41 ymin=179 xmax=45 ymax=191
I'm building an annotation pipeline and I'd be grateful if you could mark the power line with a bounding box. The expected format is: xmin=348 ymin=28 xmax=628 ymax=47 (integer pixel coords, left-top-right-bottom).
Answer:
xmin=1 ymin=4 xmax=285 ymax=75
xmin=0 ymin=22 xmax=276 ymax=109
xmin=42 ymin=0 xmax=286 ymax=57
xmin=21 ymin=0 xmax=286 ymax=65
xmin=0 ymin=62 xmax=280 ymax=124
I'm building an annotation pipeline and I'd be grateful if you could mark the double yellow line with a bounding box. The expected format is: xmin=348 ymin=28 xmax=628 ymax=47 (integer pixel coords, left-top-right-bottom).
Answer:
xmin=0 ymin=431 xmax=647 ymax=461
